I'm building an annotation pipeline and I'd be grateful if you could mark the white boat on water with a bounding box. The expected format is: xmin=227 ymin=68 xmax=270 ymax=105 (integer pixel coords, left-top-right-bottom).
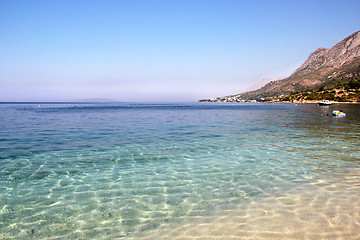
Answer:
xmin=317 ymin=100 xmax=332 ymax=106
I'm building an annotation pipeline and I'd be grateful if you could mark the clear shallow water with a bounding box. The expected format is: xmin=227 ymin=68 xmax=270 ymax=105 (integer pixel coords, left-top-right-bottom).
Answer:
xmin=0 ymin=102 xmax=359 ymax=239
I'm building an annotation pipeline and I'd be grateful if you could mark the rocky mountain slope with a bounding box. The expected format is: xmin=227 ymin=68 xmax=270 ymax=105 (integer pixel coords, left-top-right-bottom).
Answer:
xmin=244 ymin=77 xmax=286 ymax=92
xmin=200 ymin=30 xmax=360 ymax=102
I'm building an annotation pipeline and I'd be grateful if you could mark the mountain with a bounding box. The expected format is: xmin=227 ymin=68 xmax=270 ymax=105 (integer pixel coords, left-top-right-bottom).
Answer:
xmin=200 ymin=30 xmax=360 ymax=102
xmin=244 ymin=77 xmax=286 ymax=92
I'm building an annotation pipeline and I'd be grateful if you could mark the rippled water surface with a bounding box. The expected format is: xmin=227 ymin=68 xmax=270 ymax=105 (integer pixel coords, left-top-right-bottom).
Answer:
xmin=0 ymin=102 xmax=359 ymax=239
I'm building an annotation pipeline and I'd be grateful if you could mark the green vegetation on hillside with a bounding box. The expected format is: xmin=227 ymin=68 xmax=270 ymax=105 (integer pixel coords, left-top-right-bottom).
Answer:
xmin=279 ymin=78 xmax=360 ymax=102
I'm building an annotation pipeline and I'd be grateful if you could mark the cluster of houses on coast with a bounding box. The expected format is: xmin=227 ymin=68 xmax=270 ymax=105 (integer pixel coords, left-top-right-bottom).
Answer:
xmin=199 ymin=95 xmax=260 ymax=103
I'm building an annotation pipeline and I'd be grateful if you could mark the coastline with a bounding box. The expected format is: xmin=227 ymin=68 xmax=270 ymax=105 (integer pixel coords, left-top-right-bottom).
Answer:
xmin=199 ymin=99 xmax=360 ymax=104
xmin=283 ymin=100 xmax=360 ymax=104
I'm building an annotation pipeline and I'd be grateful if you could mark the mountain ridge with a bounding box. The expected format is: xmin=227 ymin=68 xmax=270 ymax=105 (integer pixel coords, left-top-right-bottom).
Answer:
xmin=244 ymin=77 xmax=286 ymax=93
xmin=200 ymin=31 xmax=360 ymax=102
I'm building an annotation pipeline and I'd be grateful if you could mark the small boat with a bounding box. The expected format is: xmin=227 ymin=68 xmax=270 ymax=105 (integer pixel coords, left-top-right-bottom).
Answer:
xmin=317 ymin=100 xmax=332 ymax=106
xmin=332 ymin=110 xmax=346 ymax=117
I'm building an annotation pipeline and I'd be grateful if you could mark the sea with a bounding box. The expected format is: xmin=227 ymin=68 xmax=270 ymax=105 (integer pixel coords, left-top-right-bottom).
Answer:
xmin=0 ymin=102 xmax=359 ymax=239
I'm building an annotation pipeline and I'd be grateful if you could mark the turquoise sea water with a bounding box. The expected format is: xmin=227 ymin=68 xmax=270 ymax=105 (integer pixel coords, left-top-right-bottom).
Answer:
xmin=0 ymin=102 xmax=359 ymax=239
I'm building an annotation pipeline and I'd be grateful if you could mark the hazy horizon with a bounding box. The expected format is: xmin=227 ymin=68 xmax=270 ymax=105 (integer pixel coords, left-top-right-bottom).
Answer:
xmin=1 ymin=0 xmax=359 ymax=102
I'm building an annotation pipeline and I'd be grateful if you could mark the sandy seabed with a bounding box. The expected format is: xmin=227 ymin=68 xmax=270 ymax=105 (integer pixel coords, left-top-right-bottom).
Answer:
xmin=125 ymin=172 xmax=360 ymax=240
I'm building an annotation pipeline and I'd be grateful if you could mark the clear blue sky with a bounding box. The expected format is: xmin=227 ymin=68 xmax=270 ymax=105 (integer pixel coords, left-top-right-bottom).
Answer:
xmin=1 ymin=0 xmax=359 ymax=102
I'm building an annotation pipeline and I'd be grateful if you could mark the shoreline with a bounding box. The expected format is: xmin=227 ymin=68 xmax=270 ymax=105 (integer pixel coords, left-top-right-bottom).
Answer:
xmin=279 ymin=100 xmax=360 ymax=104
xmin=199 ymin=100 xmax=360 ymax=104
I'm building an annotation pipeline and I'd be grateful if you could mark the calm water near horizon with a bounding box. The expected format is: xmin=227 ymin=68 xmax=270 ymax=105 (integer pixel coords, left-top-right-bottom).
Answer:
xmin=0 ymin=102 xmax=359 ymax=239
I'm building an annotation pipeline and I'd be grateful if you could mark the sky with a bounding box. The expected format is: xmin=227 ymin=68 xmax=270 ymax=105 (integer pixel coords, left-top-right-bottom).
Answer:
xmin=1 ymin=0 xmax=359 ymax=102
